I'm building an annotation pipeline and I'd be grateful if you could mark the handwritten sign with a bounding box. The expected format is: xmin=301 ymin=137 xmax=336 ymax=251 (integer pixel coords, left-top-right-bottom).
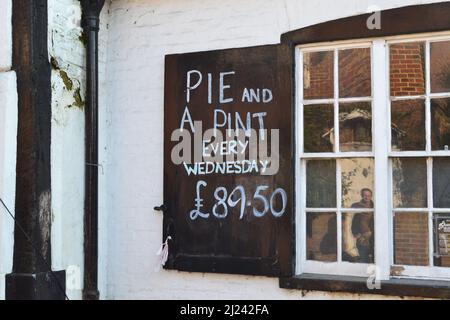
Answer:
xmin=163 ymin=44 xmax=293 ymax=276
xmin=436 ymin=216 xmax=450 ymax=256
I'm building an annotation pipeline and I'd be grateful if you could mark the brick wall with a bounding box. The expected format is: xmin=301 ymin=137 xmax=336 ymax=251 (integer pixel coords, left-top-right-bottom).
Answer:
xmin=304 ymin=51 xmax=334 ymax=99
xmin=48 ymin=0 xmax=91 ymax=300
xmin=394 ymin=212 xmax=429 ymax=266
xmin=339 ymin=48 xmax=371 ymax=97
xmin=390 ymin=42 xmax=426 ymax=96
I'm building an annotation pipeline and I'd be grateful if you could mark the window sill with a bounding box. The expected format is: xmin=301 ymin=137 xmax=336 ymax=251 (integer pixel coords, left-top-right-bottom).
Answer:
xmin=279 ymin=274 xmax=450 ymax=299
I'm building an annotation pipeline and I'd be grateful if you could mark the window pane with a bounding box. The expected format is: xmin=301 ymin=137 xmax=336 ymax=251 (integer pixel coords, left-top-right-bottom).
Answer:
xmin=303 ymin=51 xmax=334 ymax=99
xmin=431 ymin=98 xmax=450 ymax=151
xmin=342 ymin=212 xmax=374 ymax=263
xmin=433 ymin=214 xmax=450 ymax=267
xmin=394 ymin=212 xmax=429 ymax=266
xmin=339 ymin=102 xmax=372 ymax=152
xmin=392 ymin=158 xmax=427 ymax=208
xmin=306 ymin=160 xmax=336 ymax=208
xmin=339 ymin=48 xmax=371 ymax=98
xmin=390 ymin=42 xmax=426 ymax=96
xmin=391 ymin=99 xmax=426 ymax=151
xmin=304 ymin=104 xmax=334 ymax=152
xmin=433 ymin=158 xmax=450 ymax=208
xmin=307 ymin=212 xmax=337 ymax=262
xmin=341 ymin=158 xmax=374 ymax=208
xmin=431 ymin=41 xmax=450 ymax=93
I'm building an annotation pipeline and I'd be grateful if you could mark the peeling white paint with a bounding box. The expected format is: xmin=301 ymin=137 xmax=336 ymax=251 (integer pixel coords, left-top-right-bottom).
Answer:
xmin=38 ymin=190 xmax=52 ymax=260
xmin=49 ymin=0 xmax=87 ymax=301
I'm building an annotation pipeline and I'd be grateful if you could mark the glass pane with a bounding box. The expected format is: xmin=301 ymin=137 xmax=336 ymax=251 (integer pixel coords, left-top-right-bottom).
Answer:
xmin=390 ymin=42 xmax=426 ymax=96
xmin=306 ymin=212 xmax=337 ymax=262
xmin=303 ymin=51 xmax=334 ymax=99
xmin=431 ymin=98 xmax=450 ymax=150
xmin=341 ymin=158 xmax=374 ymax=208
xmin=392 ymin=158 xmax=427 ymax=208
xmin=342 ymin=212 xmax=374 ymax=263
xmin=391 ymin=99 xmax=426 ymax=151
xmin=339 ymin=102 xmax=372 ymax=152
xmin=306 ymin=160 xmax=336 ymax=208
xmin=304 ymin=104 xmax=334 ymax=152
xmin=339 ymin=48 xmax=371 ymax=98
xmin=431 ymin=41 xmax=450 ymax=93
xmin=394 ymin=212 xmax=429 ymax=266
xmin=433 ymin=214 xmax=450 ymax=267
xmin=433 ymin=158 xmax=450 ymax=208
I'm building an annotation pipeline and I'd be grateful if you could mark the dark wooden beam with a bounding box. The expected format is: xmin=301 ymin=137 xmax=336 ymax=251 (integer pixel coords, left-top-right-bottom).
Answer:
xmin=6 ymin=0 xmax=65 ymax=300
xmin=281 ymin=2 xmax=450 ymax=45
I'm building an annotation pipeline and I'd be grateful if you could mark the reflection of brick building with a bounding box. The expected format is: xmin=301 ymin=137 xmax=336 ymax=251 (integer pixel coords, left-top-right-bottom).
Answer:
xmin=390 ymin=43 xmax=426 ymax=96
xmin=339 ymin=48 xmax=371 ymax=97
xmin=304 ymin=51 xmax=334 ymax=99
xmin=395 ymin=213 xmax=429 ymax=266
xmin=431 ymin=41 xmax=450 ymax=92
xmin=307 ymin=213 xmax=337 ymax=262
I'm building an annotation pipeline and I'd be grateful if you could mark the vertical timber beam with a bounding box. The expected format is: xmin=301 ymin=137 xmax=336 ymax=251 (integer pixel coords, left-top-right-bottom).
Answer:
xmin=80 ymin=0 xmax=105 ymax=301
xmin=6 ymin=0 xmax=66 ymax=300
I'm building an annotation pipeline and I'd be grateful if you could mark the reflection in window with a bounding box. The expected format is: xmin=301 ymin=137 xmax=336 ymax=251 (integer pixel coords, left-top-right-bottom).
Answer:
xmin=391 ymin=100 xmax=426 ymax=151
xmin=342 ymin=212 xmax=374 ymax=263
xmin=431 ymin=41 xmax=450 ymax=93
xmin=341 ymin=158 xmax=374 ymax=208
xmin=390 ymin=42 xmax=426 ymax=96
xmin=306 ymin=160 xmax=336 ymax=208
xmin=304 ymin=104 xmax=334 ymax=153
xmin=339 ymin=102 xmax=372 ymax=152
xmin=394 ymin=212 xmax=429 ymax=266
xmin=307 ymin=212 xmax=337 ymax=262
xmin=339 ymin=48 xmax=371 ymax=98
xmin=392 ymin=158 xmax=427 ymax=208
xmin=433 ymin=158 xmax=450 ymax=208
xmin=431 ymin=98 xmax=450 ymax=151
xmin=303 ymin=51 xmax=334 ymax=99
xmin=433 ymin=214 xmax=450 ymax=267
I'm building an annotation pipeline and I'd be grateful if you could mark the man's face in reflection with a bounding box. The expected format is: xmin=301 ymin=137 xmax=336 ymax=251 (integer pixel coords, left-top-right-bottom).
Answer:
xmin=362 ymin=189 xmax=372 ymax=205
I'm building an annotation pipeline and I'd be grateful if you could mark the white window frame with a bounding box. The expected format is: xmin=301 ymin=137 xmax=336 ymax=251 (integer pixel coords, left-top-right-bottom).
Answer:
xmin=296 ymin=31 xmax=450 ymax=281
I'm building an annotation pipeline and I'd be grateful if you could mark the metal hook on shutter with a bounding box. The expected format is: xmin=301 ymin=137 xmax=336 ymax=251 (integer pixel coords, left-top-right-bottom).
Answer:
xmin=154 ymin=204 xmax=167 ymax=212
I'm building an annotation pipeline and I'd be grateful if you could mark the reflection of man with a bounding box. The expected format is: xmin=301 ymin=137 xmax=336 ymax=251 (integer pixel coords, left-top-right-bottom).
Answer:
xmin=350 ymin=188 xmax=374 ymax=263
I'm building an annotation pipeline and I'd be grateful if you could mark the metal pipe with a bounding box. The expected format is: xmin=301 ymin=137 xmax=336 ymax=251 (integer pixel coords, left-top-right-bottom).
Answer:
xmin=80 ymin=0 xmax=105 ymax=301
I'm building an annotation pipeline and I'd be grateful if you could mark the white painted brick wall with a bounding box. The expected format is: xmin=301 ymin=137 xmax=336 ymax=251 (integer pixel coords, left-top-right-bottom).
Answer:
xmin=101 ymin=0 xmax=445 ymax=300
xmin=0 ymin=0 xmax=15 ymax=301
xmin=48 ymin=0 xmax=87 ymax=300
xmin=0 ymin=0 xmax=12 ymax=71
xmin=0 ymin=72 xmax=17 ymax=301
xmin=98 ymin=2 xmax=112 ymax=300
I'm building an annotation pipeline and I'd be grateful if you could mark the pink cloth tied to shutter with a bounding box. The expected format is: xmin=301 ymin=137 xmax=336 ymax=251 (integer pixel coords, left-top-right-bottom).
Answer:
xmin=155 ymin=236 xmax=171 ymax=271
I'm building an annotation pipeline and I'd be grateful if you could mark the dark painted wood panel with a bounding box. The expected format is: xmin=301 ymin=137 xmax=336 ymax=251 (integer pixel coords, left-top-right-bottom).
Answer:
xmin=163 ymin=44 xmax=294 ymax=277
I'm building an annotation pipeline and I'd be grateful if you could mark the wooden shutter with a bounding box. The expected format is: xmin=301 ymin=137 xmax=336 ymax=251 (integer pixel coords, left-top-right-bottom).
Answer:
xmin=163 ymin=44 xmax=294 ymax=277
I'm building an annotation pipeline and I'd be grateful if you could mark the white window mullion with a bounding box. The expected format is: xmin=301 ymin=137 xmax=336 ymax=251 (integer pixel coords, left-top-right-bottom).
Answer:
xmin=425 ymin=41 xmax=431 ymax=153
xmin=298 ymin=160 xmax=307 ymax=274
xmin=427 ymin=158 xmax=434 ymax=267
xmin=336 ymin=161 xmax=342 ymax=263
xmin=296 ymin=48 xmax=305 ymax=275
xmin=425 ymin=41 xmax=434 ymax=268
xmin=372 ymin=39 xmax=391 ymax=280
xmin=334 ymin=49 xmax=339 ymax=153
